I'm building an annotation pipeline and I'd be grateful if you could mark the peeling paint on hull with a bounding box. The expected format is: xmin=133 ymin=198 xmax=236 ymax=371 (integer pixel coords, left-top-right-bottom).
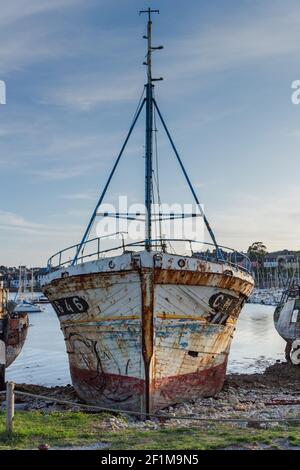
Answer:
xmin=70 ymin=367 xmax=145 ymax=411
xmin=151 ymin=360 xmax=227 ymax=410
xmin=0 ymin=285 xmax=29 ymax=368
xmin=42 ymin=251 xmax=254 ymax=412
xmin=274 ymin=299 xmax=300 ymax=342
xmin=6 ymin=314 xmax=29 ymax=367
xmin=69 ymin=360 xmax=226 ymax=412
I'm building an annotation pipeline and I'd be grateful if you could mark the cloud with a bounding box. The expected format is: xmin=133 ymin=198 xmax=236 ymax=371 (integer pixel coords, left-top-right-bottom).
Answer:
xmin=0 ymin=209 xmax=83 ymax=240
xmin=0 ymin=209 xmax=85 ymax=265
xmin=0 ymin=210 xmax=53 ymax=235
xmin=0 ymin=0 xmax=85 ymax=74
xmin=26 ymin=128 xmax=144 ymax=179
xmin=0 ymin=29 xmax=57 ymax=74
xmin=39 ymin=1 xmax=300 ymax=108
xmin=212 ymin=187 xmax=300 ymax=251
xmin=42 ymin=75 xmax=143 ymax=110
xmin=31 ymin=166 xmax=89 ymax=181
xmin=27 ymin=132 xmax=124 ymax=161
xmin=0 ymin=1 xmax=83 ymax=27
xmin=161 ymin=2 xmax=300 ymax=83
xmin=61 ymin=192 xmax=96 ymax=201
xmin=2 ymin=0 xmax=300 ymax=266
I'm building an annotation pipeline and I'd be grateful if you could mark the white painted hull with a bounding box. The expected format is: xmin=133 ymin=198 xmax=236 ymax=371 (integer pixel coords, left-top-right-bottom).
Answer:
xmin=42 ymin=251 xmax=254 ymax=412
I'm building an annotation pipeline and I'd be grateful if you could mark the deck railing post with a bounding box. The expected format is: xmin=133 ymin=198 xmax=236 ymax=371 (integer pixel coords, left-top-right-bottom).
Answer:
xmin=6 ymin=381 xmax=15 ymax=436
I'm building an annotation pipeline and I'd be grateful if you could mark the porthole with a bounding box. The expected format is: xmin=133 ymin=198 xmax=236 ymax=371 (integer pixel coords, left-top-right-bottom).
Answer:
xmin=224 ymin=270 xmax=233 ymax=276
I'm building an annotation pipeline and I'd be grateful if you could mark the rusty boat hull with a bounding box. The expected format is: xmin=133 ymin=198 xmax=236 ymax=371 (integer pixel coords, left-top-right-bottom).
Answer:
xmin=0 ymin=286 xmax=29 ymax=368
xmin=274 ymin=299 xmax=300 ymax=344
xmin=5 ymin=313 xmax=29 ymax=367
xmin=42 ymin=251 xmax=253 ymax=412
xmin=274 ymin=285 xmax=300 ymax=363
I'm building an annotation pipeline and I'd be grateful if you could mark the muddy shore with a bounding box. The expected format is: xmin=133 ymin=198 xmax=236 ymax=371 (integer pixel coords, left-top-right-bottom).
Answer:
xmin=1 ymin=362 xmax=299 ymax=432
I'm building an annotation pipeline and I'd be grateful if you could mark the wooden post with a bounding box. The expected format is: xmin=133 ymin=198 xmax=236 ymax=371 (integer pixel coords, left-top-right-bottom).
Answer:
xmin=6 ymin=381 xmax=15 ymax=436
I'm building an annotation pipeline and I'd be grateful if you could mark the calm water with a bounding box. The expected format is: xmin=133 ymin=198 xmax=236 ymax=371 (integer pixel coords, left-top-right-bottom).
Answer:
xmin=6 ymin=303 xmax=286 ymax=386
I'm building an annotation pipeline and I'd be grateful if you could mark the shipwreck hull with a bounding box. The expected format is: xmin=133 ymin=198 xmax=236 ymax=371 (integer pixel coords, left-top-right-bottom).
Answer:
xmin=42 ymin=251 xmax=253 ymax=412
xmin=274 ymin=299 xmax=300 ymax=343
xmin=0 ymin=285 xmax=29 ymax=368
xmin=5 ymin=313 xmax=29 ymax=367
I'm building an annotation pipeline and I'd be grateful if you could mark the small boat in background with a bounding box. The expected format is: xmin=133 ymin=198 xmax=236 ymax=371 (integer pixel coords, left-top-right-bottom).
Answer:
xmin=32 ymin=295 xmax=49 ymax=305
xmin=14 ymin=300 xmax=43 ymax=313
xmin=13 ymin=267 xmax=43 ymax=313
xmin=274 ymin=281 xmax=300 ymax=364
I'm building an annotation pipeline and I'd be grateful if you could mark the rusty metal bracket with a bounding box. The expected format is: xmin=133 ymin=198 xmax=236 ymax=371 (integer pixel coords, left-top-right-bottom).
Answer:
xmin=131 ymin=254 xmax=141 ymax=269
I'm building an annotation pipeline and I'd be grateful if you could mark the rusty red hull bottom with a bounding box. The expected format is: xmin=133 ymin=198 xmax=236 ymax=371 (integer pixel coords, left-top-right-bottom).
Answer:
xmin=152 ymin=360 xmax=227 ymax=410
xmin=70 ymin=360 xmax=227 ymax=412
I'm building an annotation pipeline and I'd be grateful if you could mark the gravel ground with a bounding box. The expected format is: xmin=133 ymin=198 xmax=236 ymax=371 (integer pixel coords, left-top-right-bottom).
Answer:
xmin=1 ymin=361 xmax=300 ymax=432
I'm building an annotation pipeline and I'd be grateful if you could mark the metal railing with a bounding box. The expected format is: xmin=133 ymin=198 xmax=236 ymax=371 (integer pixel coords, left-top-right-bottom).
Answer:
xmin=47 ymin=235 xmax=252 ymax=274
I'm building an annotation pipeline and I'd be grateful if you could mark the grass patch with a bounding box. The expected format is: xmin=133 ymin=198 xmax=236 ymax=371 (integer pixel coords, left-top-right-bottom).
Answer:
xmin=0 ymin=410 xmax=112 ymax=450
xmin=0 ymin=411 xmax=299 ymax=450
xmin=105 ymin=425 xmax=300 ymax=450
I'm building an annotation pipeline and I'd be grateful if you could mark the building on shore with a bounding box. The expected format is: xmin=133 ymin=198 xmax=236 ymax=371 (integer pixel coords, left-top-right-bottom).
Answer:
xmin=194 ymin=248 xmax=300 ymax=289
xmin=253 ymin=250 xmax=300 ymax=288
xmin=0 ymin=266 xmax=47 ymax=292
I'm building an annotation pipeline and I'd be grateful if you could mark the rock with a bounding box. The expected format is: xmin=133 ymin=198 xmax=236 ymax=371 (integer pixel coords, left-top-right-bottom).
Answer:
xmin=38 ymin=443 xmax=50 ymax=451
xmin=228 ymin=395 xmax=239 ymax=406
xmin=1 ymin=401 xmax=29 ymax=411
xmin=234 ymin=404 xmax=247 ymax=411
xmin=266 ymin=422 xmax=280 ymax=428
xmin=236 ymin=422 xmax=248 ymax=429
xmin=247 ymin=421 xmax=266 ymax=429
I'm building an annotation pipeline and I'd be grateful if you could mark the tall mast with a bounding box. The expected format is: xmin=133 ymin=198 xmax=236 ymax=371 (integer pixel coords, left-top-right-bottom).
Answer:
xmin=140 ymin=8 xmax=162 ymax=250
xmin=71 ymin=10 xmax=222 ymax=267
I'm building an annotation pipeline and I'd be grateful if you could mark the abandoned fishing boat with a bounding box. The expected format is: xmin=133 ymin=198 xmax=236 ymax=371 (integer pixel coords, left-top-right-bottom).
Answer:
xmin=41 ymin=10 xmax=254 ymax=413
xmin=0 ymin=280 xmax=28 ymax=382
xmin=32 ymin=295 xmax=49 ymax=305
xmin=274 ymin=281 xmax=300 ymax=365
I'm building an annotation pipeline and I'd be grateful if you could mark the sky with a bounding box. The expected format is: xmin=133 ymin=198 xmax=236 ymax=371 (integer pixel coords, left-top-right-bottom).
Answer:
xmin=1 ymin=0 xmax=300 ymax=266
